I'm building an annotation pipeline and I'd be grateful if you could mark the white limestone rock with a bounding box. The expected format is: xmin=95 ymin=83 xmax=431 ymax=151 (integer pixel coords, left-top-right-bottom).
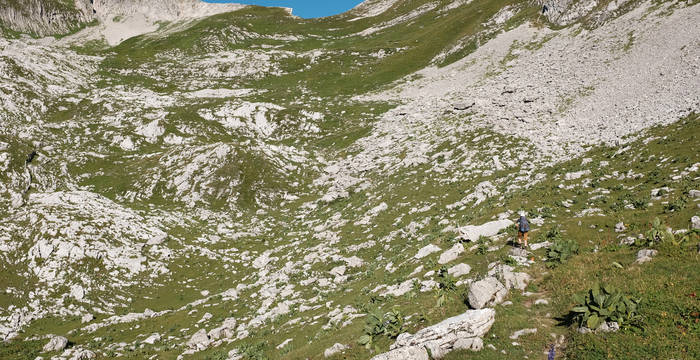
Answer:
xmin=72 ymin=350 xmax=96 ymax=359
xmin=324 ymin=343 xmax=349 ymax=357
xmin=458 ymin=220 xmax=513 ymax=242
xmin=186 ymin=329 xmax=211 ymax=350
xmin=438 ymin=243 xmax=464 ymax=264
xmin=143 ymin=333 xmax=161 ymax=345
xmin=692 ymin=216 xmax=700 ymax=230
xmin=468 ymin=277 xmax=508 ymax=309
xmin=447 ymin=263 xmax=471 ymax=278
xmin=509 ymin=328 xmax=537 ymax=339
xmin=81 ymin=314 xmax=94 ymax=324
xmin=488 ymin=264 xmax=531 ymax=290
xmin=414 ymin=244 xmax=441 ymax=259
xmin=42 ymin=335 xmax=68 ymax=352
xmin=371 ymin=309 xmax=495 ymax=360
xmin=453 ymin=337 xmax=483 ymax=351
xmin=635 ymin=249 xmax=658 ymax=264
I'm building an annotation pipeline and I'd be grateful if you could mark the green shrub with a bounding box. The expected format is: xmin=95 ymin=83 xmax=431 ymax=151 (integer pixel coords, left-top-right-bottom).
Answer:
xmin=544 ymin=227 xmax=579 ymax=267
xmin=570 ymin=283 xmax=642 ymax=330
xmin=663 ymin=196 xmax=687 ymax=213
xmin=631 ymin=196 xmax=650 ymax=209
xmin=637 ymin=217 xmax=685 ymax=247
xmin=546 ymin=238 xmax=579 ymax=267
xmin=358 ymin=307 xmax=406 ymax=352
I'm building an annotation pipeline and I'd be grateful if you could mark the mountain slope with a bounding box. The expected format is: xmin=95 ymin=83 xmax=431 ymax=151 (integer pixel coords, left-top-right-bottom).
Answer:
xmin=0 ymin=0 xmax=698 ymax=359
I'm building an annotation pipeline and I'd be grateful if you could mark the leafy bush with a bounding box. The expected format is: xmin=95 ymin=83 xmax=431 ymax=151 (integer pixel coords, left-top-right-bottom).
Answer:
xmin=544 ymin=226 xmax=579 ymax=267
xmin=571 ymin=283 xmax=642 ymax=330
xmin=358 ymin=308 xmax=406 ymax=352
xmin=631 ymin=196 xmax=650 ymax=209
xmin=637 ymin=217 xmax=683 ymax=247
xmin=663 ymin=196 xmax=687 ymax=213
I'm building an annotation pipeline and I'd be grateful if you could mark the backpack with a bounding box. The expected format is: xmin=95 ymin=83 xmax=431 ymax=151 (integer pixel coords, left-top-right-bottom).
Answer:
xmin=518 ymin=216 xmax=530 ymax=232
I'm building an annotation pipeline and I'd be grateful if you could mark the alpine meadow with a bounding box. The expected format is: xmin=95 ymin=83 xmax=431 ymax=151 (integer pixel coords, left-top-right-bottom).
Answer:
xmin=0 ymin=0 xmax=698 ymax=359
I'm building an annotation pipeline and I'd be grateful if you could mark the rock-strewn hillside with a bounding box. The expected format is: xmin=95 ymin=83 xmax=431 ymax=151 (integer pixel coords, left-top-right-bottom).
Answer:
xmin=0 ymin=0 xmax=698 ymax=359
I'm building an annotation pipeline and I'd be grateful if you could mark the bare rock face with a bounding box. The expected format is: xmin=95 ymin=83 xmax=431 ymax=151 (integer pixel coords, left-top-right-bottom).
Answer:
xmin=90 ymin=0 xmax=245 ymax=22
xmin=0 ymin=0 xmax=248 ymax=37
xmin=467 ymin=277 xmax=508 ymax=309
xmin=0 ymin=0 xmax=95 ymax=36
xmin=371 ymin=309 xmax=495 ymax=360
xmin=42 ymin=335 xmax=68 ymax=352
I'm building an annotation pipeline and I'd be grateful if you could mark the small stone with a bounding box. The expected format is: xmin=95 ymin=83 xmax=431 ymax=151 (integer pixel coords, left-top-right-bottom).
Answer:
xmin=143 ymin=333 xmax=161 ymax=345
xmin=529 ymin=241 xmax=551 ymax=250
xmin=691 ymin=216 xmax=700 ymax=230
xmin=615 ymin=222 xmax=626 ymax=232
xmin=689 ymin=190 xmax=700 ymax=198
xmin=330 ymin=265 xmax=346 ymax=276
xmin=509 ymin=328 xmax=537 ymax=339
xmin=534 ymin=299 xmax=549 ymax=305
xmin=598 ymin=321 xmax=620 ymax=332
xmin=324 ymin=343 xmax=348 ymax=357
xmin=72 ymin=350 xmax=96 ymax=359
xmin=635 ymin=249 xmax=658 ymax=264
xmin=80 ymin=314 xmax=94 ymax=324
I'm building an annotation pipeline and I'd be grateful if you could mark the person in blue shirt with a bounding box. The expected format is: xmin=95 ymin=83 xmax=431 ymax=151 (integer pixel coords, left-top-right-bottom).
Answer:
xmin=516 ymin=213 xmax=530 ymax=249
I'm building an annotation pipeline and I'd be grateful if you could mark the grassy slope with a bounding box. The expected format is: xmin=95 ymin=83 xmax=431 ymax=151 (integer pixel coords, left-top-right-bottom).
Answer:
xmin=1 ymin=1 xmax=698 ymax=359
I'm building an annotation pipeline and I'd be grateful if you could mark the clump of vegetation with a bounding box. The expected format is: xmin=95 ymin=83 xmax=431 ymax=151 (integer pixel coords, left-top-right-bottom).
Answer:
xmin=544 ymin=226 xmax=579 ymax=267
xmin=358 ymin=307 xmax=406 ymax=352
xmin=436 ymin=265 xmax=457 ymax=307
xmin=637 ymin=217 xmax=687 ymax=247
xmin=663 ymin=196 xmax=687 ymax=213
xmin=475 ymin=235 xmax=489 ymax=255
xmin=571 ymin=283 xmax=643 ymax=330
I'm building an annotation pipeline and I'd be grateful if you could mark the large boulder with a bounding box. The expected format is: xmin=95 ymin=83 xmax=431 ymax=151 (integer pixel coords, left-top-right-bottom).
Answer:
xmin=371 ymin=309 xmax=495 ymax=360
xmin=488 ymin=264 xmax=531 ymax=290
xmin=458 ymin=220 xmax=513 ymax=242
xmin=467 ymin=277 xmax=508 ymax=309
xmin=43 ymin=335 xmax=68 ymax=352
xmin=186 ymin=329 xmax=211 ymax=350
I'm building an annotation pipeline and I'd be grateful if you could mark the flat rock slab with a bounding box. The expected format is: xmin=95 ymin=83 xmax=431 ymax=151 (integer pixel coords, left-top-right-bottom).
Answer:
xmin=459 ymin=220 xmax=513 ymax=242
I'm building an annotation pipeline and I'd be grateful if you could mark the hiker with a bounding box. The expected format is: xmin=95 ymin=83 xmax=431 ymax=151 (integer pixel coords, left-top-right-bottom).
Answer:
xmin=516 ymin=213 xmax=530 ymax=248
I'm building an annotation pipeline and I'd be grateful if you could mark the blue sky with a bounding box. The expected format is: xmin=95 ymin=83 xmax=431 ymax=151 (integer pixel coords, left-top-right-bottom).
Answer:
xmin=204 ymin=0 xmax=366 ymax=18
